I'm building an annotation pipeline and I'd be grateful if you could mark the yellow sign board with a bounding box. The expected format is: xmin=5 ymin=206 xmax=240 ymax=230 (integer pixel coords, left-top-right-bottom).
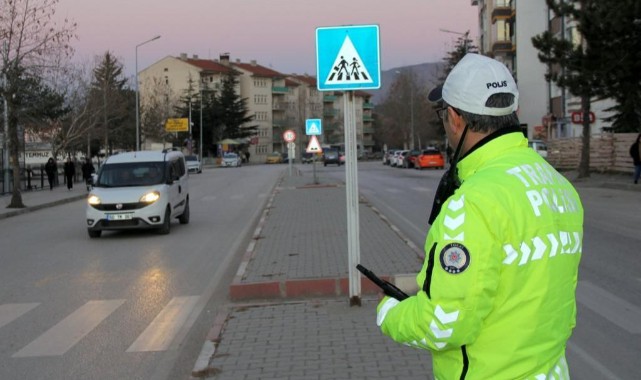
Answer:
xmin=164 ymin=118 xmax=189 ymax=132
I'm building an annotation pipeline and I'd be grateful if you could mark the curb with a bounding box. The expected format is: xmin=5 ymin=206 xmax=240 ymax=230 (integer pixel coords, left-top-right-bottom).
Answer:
xmin=0 ymin=194 xmax=86 ymax=221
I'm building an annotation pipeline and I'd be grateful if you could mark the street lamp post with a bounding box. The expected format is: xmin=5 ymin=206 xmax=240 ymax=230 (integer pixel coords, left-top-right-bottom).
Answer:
xmin=135 ymin=35 xmax=161 ymax=151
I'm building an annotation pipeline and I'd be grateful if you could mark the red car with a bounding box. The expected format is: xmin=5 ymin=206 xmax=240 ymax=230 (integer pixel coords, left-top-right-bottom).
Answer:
xmin=415 ymin=148 xmax=445 ymax=170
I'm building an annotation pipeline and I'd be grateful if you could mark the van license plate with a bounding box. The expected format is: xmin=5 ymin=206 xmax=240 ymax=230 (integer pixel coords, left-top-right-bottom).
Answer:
xmin=107 ymin=213 xmax=133 ymax=221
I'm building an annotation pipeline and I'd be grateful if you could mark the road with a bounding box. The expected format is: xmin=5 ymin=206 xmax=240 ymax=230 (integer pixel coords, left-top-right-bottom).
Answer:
xmin=2 ymin=160 xmax=639 ymax=379
xmin=0 ymin=164 xmax=282 ymax=380
xmin=306 ymin=160 xmax=641 ymax=380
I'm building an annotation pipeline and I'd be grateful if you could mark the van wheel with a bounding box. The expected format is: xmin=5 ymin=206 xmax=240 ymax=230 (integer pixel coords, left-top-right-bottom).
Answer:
xmin=179 ymin=199 xmax=190 ymax=224
xmin=158 ymin=207 xmax=171 ymax=235
xmin=88 ymin=229 xmax=101 ymax=238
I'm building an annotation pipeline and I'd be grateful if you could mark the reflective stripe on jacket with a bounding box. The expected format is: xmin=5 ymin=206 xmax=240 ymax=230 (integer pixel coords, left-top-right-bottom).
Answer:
xmin=377 ymin=132 xmax=583 ymax=380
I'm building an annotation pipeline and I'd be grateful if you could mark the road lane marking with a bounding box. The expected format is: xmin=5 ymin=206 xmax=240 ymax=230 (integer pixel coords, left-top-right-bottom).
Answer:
xmin=411 ymin=186 xmax=432 ymax=192
xmin=126 ymin=296 xmax=200 ymax=352
xmin=567 ymin=341 xmax=624 ymax=380
xmin=0 ymin=303 xmax=39 ymax=329
xmin=13 ymin=300 xmax=125 ymax=357
xmin=576 ymin=281 xmax=641 ymax=334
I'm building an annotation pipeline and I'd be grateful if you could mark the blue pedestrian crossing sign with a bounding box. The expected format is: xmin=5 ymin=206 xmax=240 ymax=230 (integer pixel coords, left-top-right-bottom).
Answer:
xmin=305 ymin=119 xmax=322 ymax=135
xmin=316 ymin=25 xmax=380 ymax=91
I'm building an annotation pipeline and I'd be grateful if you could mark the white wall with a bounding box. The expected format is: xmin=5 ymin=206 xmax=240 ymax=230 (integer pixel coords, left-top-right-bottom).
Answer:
xmin=515 ymin=0 xmax=549 ymax=138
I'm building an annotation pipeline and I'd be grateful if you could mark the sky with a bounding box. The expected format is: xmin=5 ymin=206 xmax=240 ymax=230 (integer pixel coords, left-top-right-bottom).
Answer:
xmin=54 ymin=0 xmax=478 ymax=80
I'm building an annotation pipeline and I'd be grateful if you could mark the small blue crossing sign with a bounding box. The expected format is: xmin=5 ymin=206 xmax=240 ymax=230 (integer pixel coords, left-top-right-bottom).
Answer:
xmin=305 ymin=119 xmax=322 ymax=135
xmin=316 ymin=25 xmax=380 ymax=91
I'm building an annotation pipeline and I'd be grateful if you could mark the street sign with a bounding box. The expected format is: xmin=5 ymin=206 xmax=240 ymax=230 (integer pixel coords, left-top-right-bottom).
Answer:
xmin=283 ymin=129 xmax=296 ymax=142
xmin=305 ymin=119 xmax=322 ymax=135
xmin=571 ymin=111 xmax=595 ymax=124
xmin=316 ymin=25 xmax=381 ymax=91
xmin=306 ymin=135 xmax=323 ymax=153
xmin=165 ymin=118 xmax=189 ymax=132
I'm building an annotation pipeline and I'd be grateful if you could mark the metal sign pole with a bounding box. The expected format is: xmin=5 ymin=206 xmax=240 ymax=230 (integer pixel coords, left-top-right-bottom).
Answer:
xmin=345 ymin=91 xmax=361 ymax=306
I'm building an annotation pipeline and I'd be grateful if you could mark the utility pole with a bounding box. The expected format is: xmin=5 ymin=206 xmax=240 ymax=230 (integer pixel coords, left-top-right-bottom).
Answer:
xmin=2 ymin=41 xmax=9 ymax=194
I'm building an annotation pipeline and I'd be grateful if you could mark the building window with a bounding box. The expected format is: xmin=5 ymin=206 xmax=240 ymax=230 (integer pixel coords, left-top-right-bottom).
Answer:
xmin=164 ymin=68 xmax=168 ymax=72
xmin=496 ymin=19 xmax=510 ymax=42
xmin=254 ymin=94 xmax=267 ymax=104
xmin=256 ymin=112 xmax=268 ymax=121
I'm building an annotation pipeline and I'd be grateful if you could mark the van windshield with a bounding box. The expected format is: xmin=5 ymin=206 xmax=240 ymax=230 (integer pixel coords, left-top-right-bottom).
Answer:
xmin=97 ymin=162 xmax=166 ymax=187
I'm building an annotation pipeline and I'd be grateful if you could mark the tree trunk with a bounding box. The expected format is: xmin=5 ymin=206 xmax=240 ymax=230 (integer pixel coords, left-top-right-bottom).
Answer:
xmin=577 ymin=95 xmax=591 ymax=179
xmin=7 ymin=98 xmax=25 ymax=208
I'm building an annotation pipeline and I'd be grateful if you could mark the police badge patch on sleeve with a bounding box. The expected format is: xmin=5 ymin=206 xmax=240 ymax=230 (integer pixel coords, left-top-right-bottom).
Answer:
xmin=440 ymin=243 xmax=470 ymax=274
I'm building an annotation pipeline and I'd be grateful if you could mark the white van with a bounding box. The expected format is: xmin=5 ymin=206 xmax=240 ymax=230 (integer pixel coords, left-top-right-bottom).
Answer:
xmin=86 ymin=150 xmax=189 ymax=238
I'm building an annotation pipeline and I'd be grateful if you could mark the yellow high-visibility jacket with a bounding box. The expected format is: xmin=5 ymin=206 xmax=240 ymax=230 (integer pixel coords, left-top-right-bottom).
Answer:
xmin=378 ymin=131 xmax=583 ymax=379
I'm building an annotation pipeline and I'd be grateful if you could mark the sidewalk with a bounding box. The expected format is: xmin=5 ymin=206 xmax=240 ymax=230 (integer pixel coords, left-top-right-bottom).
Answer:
xmin=1 ymin=168 xmax=639 ymax=379
xmin=0 ymin=183 xmax=87 ymax=220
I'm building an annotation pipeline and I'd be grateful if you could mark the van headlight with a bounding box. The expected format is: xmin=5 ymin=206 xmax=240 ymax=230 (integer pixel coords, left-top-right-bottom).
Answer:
xmin=140 ymin=191 xmax=160 ymax=204
xmin=88 ymin=194 xmax=101 ymax=205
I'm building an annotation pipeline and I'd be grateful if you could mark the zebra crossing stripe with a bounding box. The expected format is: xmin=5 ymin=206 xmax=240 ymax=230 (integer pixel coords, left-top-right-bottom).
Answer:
xmin=126 ymin=296 xmax=200 ymax=352
xmin=0 ymin=303 xmax=39 ymax=329
xmin=12 ymin=300 xmax=125 ymax=357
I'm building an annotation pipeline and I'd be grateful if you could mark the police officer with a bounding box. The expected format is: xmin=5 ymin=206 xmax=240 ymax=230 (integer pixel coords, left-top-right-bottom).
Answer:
xmin=376 ymin=54 xmax=584 ymax=379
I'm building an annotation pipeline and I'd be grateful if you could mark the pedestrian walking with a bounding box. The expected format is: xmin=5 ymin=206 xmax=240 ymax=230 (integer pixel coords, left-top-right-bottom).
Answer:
xmin=629 ymin=133 xmax=641 ymax=184
xmin=375 ymin=54 xmax=584 ymax=379
xmin=81 ymin=158 xmax=95 ymax=191
xmin=44 ymin=157 xmax=57 ymax=191
xmin=63 ymin=157 xmax=75 ymax=190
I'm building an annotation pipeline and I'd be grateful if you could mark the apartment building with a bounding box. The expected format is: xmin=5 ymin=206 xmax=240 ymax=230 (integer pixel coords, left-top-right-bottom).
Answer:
xmin=473 ymin=0 xmax=547 ymax=139
xmin=472 ymin=0 xmax=612 ymax=139
xmin=139 ymin=53 xmax=374 ymax=163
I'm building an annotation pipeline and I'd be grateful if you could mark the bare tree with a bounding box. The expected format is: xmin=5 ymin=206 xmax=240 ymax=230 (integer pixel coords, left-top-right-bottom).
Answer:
xmin=26 ymin=61 xmax=103 ymax=158
xmin=0 ymin=0 xmax=76 ymax=208
xmin=140 ymin=76 xmax=179 ymax=145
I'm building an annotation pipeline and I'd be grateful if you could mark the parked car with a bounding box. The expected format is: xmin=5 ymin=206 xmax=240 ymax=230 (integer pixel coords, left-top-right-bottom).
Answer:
xmin=383 ymin=150 xmax=394 ymax=165
xmin=221 ymin=152 xmax=242 ymax=167
xmin=394 ymin=150 xmax=410 ymax=168
xmin=265 ymin=152 xmax=283 ymax=164
xmin=404 ymin=149 xmax=422 ymax=168
xmin=86 ymin=150 xmax=190 ymax=238
xmin=389 ymin=150 xmax=403 ymax=167
xmin=281 ymin=152 xmax=295 ymax=163
xmin=185 ymin=155 xmax=202 ymax=174
xmin=322 ymin=148 xmax=341 ymax=166
xmin=301 ymin=152 xmax=314 ymax=164
xmin=415 ymin=148 xmax=445 ymax=170
xmin=528 ymin=140 xmax=548 ymax=158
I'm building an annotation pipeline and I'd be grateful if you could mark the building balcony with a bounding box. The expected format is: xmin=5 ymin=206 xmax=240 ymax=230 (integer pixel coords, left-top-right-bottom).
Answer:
xmin=362 ymin=115 xmax=374 ymax=122
xmin=272 ymin=102 xmax=287 ymax=111
xmin=272 ymin=86 xmax=289 ymax=94
xmin=272 ymin=120 xmax=286 ymax=128
xmin=323 ymin=109 xmax=338 ymax=117
xmin=363 ymin=127 xmax=375 ymax=134
xmin=492 ymin=40 xmax=514 ymax=54
xmin=363 ymin=137 xmax=375 ymax=146
xmin=323 ymin=95 xmax=337 ymax=102
xmin=492 ymin=4 xmax=512 ymax=23
xmin=363 ymin=102 xmax=374 ymax=109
